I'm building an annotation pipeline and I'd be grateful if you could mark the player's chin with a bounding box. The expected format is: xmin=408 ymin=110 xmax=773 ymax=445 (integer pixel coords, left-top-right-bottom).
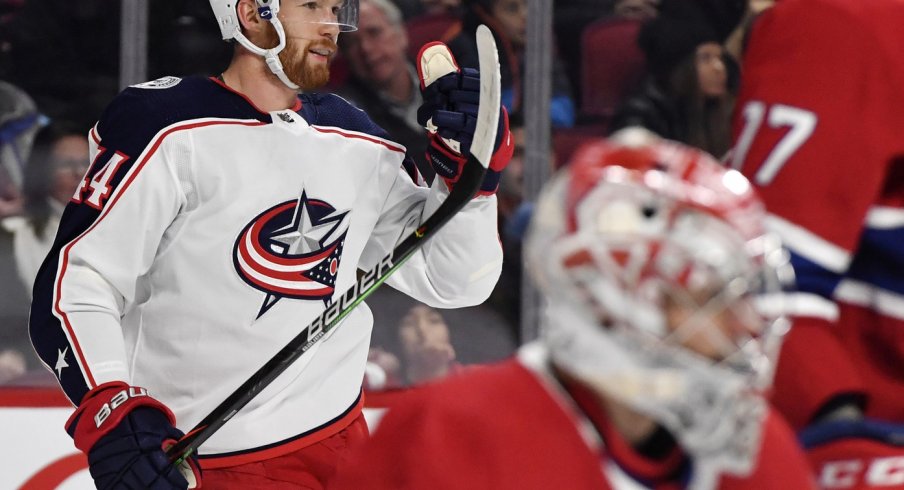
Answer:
xmin=292 ymin=67 xmax=331 ymax=91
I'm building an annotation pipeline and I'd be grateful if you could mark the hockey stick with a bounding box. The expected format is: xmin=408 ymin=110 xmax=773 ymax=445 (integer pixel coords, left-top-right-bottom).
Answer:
xmin=164 ymin=25 xmax=501 ymax=467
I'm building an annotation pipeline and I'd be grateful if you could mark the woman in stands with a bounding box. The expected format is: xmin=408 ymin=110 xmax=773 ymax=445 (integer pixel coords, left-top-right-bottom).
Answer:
xmin=609 ymin=0 xmax=740 ymax=159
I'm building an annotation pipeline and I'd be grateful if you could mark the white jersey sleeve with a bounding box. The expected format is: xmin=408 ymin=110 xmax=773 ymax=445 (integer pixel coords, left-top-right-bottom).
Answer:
xmin=360 ymin=172 xmax=502 ymax=307
xmin=56 ymin=122 xmax=189 ymax=387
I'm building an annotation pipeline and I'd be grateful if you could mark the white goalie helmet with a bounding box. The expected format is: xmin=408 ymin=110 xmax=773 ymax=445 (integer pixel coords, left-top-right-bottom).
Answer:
xmin=209 ymin=0 xmax=359 ymax=89
xmin=525 ymin=128 xmax=793 ymax=484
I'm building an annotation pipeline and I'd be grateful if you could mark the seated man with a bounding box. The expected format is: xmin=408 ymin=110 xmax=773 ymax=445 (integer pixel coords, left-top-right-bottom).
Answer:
xmin=338 ymin=0 xmax=432 ymax=180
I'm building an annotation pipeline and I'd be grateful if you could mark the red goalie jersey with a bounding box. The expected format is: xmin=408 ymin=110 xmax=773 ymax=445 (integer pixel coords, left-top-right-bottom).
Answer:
xmin=334 ymin=351 xmax=816 ymax=489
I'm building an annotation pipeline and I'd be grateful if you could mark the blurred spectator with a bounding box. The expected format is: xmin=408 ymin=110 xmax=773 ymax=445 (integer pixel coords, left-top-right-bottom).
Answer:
xmin=608 ymin=1 xmax=742 ymax=158
xmin=398 ymin=304 xmax=461 ymax=385
xmin=0 ymin=348 xmax=26 ymax=384
xmin=365 ymin=304 xmax=463 ymax=390
xmin=0 ymin=80 xmax=41 ymax=375
xmin=448 ymin=0 xmax=576 ymax=128
xmin=0 ymin=80 xmax=45 ymax=219
xmin=338 ymin=0 xmax=433 ymax=180
xmin=2 ymin=122 xmax=89 ymax=295
xmin=367 ymin=285 xmax=518 ymax=377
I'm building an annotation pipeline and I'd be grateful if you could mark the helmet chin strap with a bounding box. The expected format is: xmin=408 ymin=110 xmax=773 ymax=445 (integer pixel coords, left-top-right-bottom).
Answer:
xmin=232 ymin=2 xmax=300 ymax=90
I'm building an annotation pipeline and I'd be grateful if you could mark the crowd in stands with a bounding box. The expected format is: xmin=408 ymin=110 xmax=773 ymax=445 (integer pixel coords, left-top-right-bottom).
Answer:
xmin=0 ymin=0 xmax=767 ymax=389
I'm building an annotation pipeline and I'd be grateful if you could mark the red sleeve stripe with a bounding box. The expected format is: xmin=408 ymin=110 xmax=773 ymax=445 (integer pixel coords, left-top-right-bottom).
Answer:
xmin=53 ymin=118 xmax=266 ymax=388
xmin=90 ymin=125 xmax=101 ymax=145
xmin=311 ymin=125 xmax=407 ymax=154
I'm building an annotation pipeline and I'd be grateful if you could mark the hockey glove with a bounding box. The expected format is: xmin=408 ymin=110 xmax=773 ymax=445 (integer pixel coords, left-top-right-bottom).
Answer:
xmin=66 ymin=381 xmax=201 ymax=489
xmin=417 ymin=42 xmax=514 ymax=196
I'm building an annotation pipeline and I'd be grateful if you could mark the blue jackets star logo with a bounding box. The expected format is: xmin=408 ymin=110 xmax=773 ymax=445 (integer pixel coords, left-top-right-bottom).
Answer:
xmin=233 ymin=189 xmax=350 ymax=318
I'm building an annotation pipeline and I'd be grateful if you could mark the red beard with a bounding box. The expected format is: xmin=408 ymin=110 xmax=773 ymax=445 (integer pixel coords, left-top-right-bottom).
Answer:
xmin=263 ymin=27 xmax=337 ymax=90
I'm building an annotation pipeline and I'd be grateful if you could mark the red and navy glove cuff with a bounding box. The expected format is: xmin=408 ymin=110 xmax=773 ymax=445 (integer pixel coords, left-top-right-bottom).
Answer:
xmin=427 ymin=135 xmax=466 ymax=187
xmin=66 ymin=381 xmax=176 ymax=453
xmin=425 ymin=105 xmax=513 ymax=196
xmin=427 ymin=137 xmax=502 ymax=196
xmin=478 ymin=107 xmax=514 ymax=196
xmin=477 ymin=171 xmax=502 ymax=196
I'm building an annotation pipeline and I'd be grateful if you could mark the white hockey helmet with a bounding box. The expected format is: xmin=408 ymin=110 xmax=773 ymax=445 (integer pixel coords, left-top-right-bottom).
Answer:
xmin=209 ymin=0 xmax=359 ymax=89
xmin=525 ymin=127 xmax=792 ymax=483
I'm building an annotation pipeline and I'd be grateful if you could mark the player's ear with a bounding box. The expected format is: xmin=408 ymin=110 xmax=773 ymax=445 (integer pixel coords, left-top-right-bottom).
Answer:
xmin=236 ymin=0 xmax=268 ymax=39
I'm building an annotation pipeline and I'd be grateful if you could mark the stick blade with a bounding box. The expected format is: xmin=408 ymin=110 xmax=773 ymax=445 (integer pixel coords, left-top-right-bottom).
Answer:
xmin=470 ymin=25 xmax=501 ymax=169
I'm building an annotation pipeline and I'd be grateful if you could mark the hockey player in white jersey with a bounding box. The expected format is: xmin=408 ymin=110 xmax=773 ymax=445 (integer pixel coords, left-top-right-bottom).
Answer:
xmin=27 ymin=0 xmax=513 ymax=488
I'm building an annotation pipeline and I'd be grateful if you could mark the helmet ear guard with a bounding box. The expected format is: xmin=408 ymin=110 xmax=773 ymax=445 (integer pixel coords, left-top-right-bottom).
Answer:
xmin=209 ymin=0 xmax=246 ymax=41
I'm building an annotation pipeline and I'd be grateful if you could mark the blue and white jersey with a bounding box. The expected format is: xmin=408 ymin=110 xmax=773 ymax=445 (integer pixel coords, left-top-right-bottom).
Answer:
xmin=28 ymin=76 xmax=502 ymax=464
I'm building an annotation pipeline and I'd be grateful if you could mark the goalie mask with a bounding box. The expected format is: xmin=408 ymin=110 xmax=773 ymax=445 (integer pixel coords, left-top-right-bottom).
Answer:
xmin=209 ymin=0 xmax=359 ymax=89
xmin=525 ymin=128 xmax=792 ymax=484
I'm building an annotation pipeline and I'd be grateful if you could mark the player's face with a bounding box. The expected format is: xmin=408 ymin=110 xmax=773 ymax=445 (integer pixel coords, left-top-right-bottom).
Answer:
xmin=695 ymin=42 xmax=727 ymax=98
xmin=663 ymin=285 xmax=760 ymax=363
xmin=268 ymin=0 xmax=344 ymax=90
xmin=342 ymin=1 xmax=408 ymax=89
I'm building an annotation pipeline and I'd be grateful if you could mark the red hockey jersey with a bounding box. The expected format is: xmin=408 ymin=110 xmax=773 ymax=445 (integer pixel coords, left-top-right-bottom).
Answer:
xmin=333 ymin=345 xmax=816 ymax=489
xmin=730 ymin=0 xmax=904 ymax=429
